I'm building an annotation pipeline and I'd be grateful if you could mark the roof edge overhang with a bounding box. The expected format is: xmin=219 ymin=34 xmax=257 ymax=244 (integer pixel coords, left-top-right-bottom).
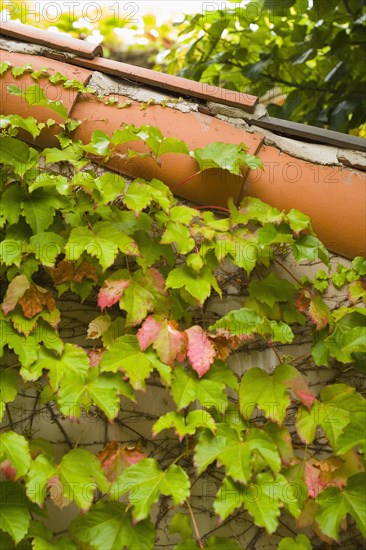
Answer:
xmin=0 ymin=22 xmax=365 ymax=259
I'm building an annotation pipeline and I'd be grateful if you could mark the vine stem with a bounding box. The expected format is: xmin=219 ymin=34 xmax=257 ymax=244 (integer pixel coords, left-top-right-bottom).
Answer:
xmin=271 ymin=346 xmax=282 ymax=363
xmin=171 ymin=449 xmax=194 ymax=465
xmin=275 ymin=259 xmax=303 ymax=286
xmin=173 ymin=170 xmax=203 ymax=187
xmin=186 ymin=499 xmax=204 ymax=548
xmin=195 ymin=205 xmax=230 ymax=213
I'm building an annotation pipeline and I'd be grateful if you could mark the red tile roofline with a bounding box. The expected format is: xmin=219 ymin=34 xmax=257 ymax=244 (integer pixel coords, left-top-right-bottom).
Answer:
xmin=0 ymin=30 xmax=365 ymax=258
xmin=0 ymin=20 xmax=103 ymax=59
xmin=0 ymin=21 xmax=258 ymax=112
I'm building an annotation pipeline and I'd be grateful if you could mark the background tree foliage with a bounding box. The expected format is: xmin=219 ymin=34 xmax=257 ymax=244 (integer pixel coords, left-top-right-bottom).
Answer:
xmin=159 ymin=0 xmax=366 ymax=135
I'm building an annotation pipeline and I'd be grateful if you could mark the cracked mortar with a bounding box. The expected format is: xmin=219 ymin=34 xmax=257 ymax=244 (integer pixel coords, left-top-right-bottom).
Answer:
xmin=0 ymin=37 xmax=79 ymax=60
xmin=212 ymin=109 xmax=366 ymax=169
xmin=88 ymin=71 xmax=199 ymax=114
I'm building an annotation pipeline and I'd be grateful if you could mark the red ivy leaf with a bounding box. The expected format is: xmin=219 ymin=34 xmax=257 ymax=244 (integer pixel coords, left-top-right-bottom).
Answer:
xmin=98 ymin=279 xmax=130 ymax=310
xmin=305 ymin=460 xmax=321 ymax=499
xmin=304 ymin=453 xmax=363 ymax=499
xmin=97 ymin=441 xmax=146 ymax=483
xmin=185 ymin=325 xmax=216 ymax=377
xmin=286 ymin=371 xmax=315 ymax=409
xmin=136 ymin=315 xmax=161 ymax=350
xmin=137 ymin=315 xmax=187 ymax=365
xmin=0 ymin=459 xmax=17 ymax=481
xmin=18 ymin=284 xmax=55 ymax=319
xmin=88 ymin=348 xmax=105 ymax=367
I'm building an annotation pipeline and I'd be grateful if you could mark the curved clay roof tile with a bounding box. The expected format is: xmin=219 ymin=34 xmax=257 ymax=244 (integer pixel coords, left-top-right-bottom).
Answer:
xmin=0 ymin=20 xmax=103 ymax=59
xmin=0 ymin=27 xmax=365 ymax=258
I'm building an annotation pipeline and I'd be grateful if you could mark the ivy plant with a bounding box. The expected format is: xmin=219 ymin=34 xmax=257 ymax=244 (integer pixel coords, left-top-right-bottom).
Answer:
xmin=0 ymin=65 xmax=365 ymax=550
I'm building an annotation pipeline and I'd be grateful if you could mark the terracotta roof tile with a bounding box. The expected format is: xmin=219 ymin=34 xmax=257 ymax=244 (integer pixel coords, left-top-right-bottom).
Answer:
xmin=71 ymin=56 xmax=259 ymax=112
xmin=0 ymin=25 xmax=365 ymax=258
xmin=0 ymin=49 xmax=92 ymax=146
xmin=71 ymin=93 xmax=264 ymax=206
xmin=0 ymin=20 xmax=103 ymax=59
xmin=0 ymin=21 xmax=258 ymax=112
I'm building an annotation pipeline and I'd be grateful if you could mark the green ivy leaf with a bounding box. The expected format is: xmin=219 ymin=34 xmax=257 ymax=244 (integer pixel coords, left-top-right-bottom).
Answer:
xmin=166 ymin=265 xmax=221 ymax=303
xmin=134 ymin=232 xmax=175 ymax=271
xmin=11 ymin=64 xmax=33 ymax=78
xmin=26 ymin=454 xmax=57 ymax=505
xmin=0 ymin=482 xmax=31 ymax=543
xmin=153 ymin=410 xmax=216 ymax=439
xmin=286 ymin=209 xmax=312 ymax=234
xmin=232 ymin=197 xmax=283 ymax=225
xmin=215 ymin=471 xmax=300 ymax=532
xmin=0 ymin=369 xmax=18 ymax=422
xmin=248 ymin=272 xmax=297 ymax=307
xmin=28 ymin=173 xmax=69 ymax=195
xmin=28 ymin=344 xmax=90 ymax=391
xmin=0 ymin=137 xmax=37 ymax=177
xmin=8 ymin=84 xmax=67 ymax=118
xmin=100 ymin=335 xmax=153 ymax=391
xmin=21 ymin=189 xmax=66 ymax=233
xmin=202 ymin=360 xmax=238 ymax=391
xmin=28 ymin=232 xmax=65 ymax=267
xmin=0 ymin=114 xmax=41 ymax=139
xmin=4 ymin=326 xmax=39 ymax=369
xmin=194 ymin=425 xmax=280 ymax=480
xmin=0 ymin=61 xmax=11 ymax=75
xmin=214 ymin=476 xmax=243 ymax=519
xmin=169 ymin=511 xmax=193 ymax=539
xmin=171 ymin=366 xmax=228 ymax=411
xmin=258 ymin=223 xmax=294 ymax=245
xmin=59 ymin=450 xmax=106 ymax=510
xmin=94 ymin=173 xmax=127 ymax=204
xmin=32 ymin=449 xmax=109 ymax=510
xmin=0 ymin=431 xmax=31 ymax=479
xmin=0 ymin=186 xmax=26 ymax=228
xmin=84 ymin=130 xmax=111 ymax=156
xmin=0 ymin=239 xmax=23 ymax=267
xmin=214 ymin=230 xmax=260 ymax=275
xmin=123 ymin=179 xmax=172 ymax=214
xmin=322 ymin=384 xmax=366 ymax=454
xmin=65 ymin=222 xmax=138 ymax=271
xmin=239 ymin=364 xmax=305 ymax=425
xmin=192 ymin=142 xmax=262 ymax=174
xmin=316 ymin=473 xmax=366 ymax=540
xmin=292 ymin=235 xmax=329 ymax=265
xmin=43 ymin=143 xmax=85 ymax=167
xmin=161 ymin=221 xmax=195 ymax=254
xmin=278 ymin=534 xmax=312 ymax=549
xmin=295 ymin=384 xmax=361 ymax=449
xmin=70 ymin=501 xmax=154 ymax=550
xmin=58 ymin=371 xmax=134 ymax=420
xmin=112 ymin=458 xmax=190 ymax=521
xmin=210 ymin=308 xmax=294 ymax=344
